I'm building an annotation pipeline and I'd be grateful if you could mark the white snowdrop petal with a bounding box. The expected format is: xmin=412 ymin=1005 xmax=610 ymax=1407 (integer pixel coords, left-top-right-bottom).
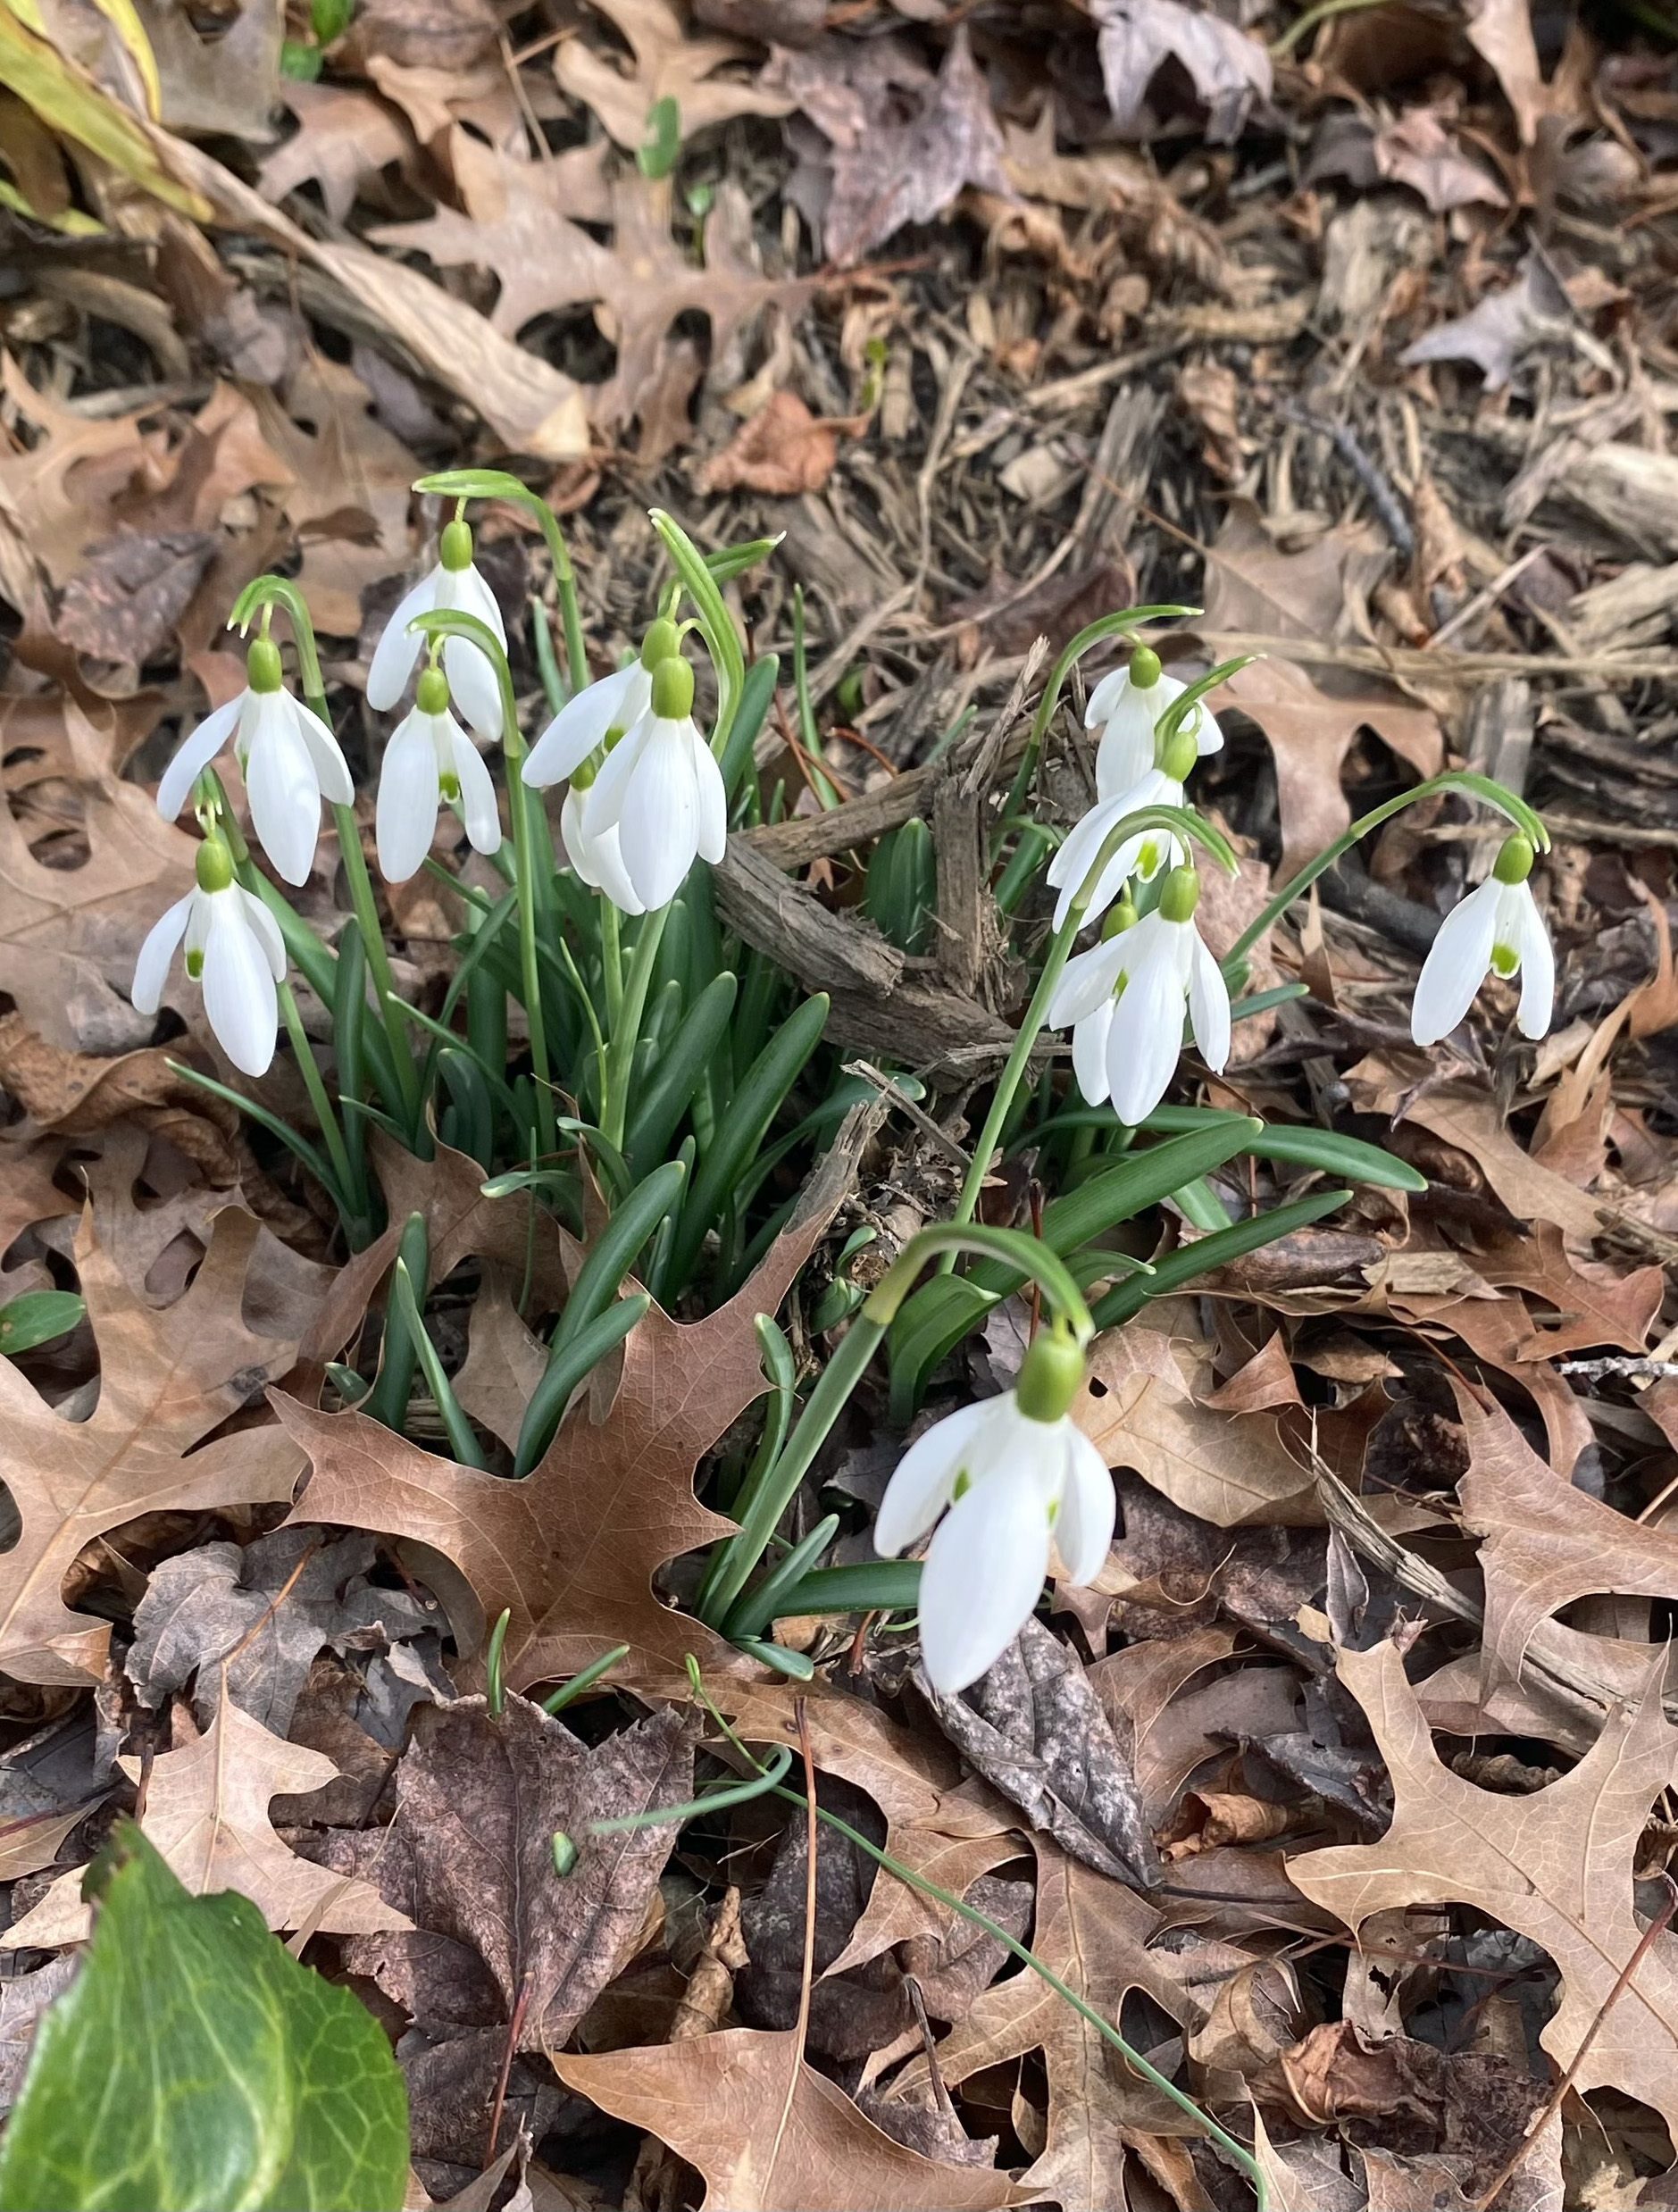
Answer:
xmin=375 ymin=712 xmax=442 ymax=884
xmin=287 ymin=696 xmax=355 ymax=806
xmin=918 ymin=1473 xmax=1053 ymax=1695
xmin=443 ymin=633 xmax=503 ymax=742
xmin=1093 ymin=683 xmax=1176 ymax=800
xmin=1513 ymin=882 xmax=1554 ymax=1040
xmin=1188 ymin=928 xmax=1231 ymax=1074
xmin=449 ymin=724 xmax=504 ymax=856
xmin=587 ymin=821 xmax=645 ymax=914
xmin=202 ymin=892 xmax=279 ymax=1077
xmin=580 ymin=714 xmax=651 ymax=838
xmin=366 ymin=571 xmax=437 ymax=710
xmin=245 ymin=691 xmax=322 ymax=887
xmin=1194 ymin=702 xmax=1224 ymax=756
xmin=1411 ymin=880 xmax=1501 ymax=1047
xmin=156 ymin=695 xmax=242 ymax=821
xmin=1050 ymin=1424 xmax=1116 ymax=1587
xmin=1083 ymin=668 xmax=1130 ymax=727
xmin=524 ymin=664 xmax=639 ymax=787
xmin=1106 ymin=930 xmax=1187 ymax=1125
xmin=1047 ymin=936 xmax=1127 ymax=1029
xmin=874 ymin=1399 xmax=996 ymax=1557
xmin=690 ymin=725 xmax=729 ymax=864
xmin=1071 ymin=1001 xmax=1114 ymax=1106
xmin=131 ymin=894 xmax=193 ymax=1015
xmin=616 ymin=718 xmax=697 ymax=910
xmin=236 ymin=886 xmax=288 ymax=980
xmin=451 ymin=561 xmax=507 ymax=648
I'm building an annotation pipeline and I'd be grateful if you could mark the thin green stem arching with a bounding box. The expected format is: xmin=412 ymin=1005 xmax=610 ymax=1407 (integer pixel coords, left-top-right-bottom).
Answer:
xmin=944 ymin=801 xmax=1238 ymax=1249
xmin=408 ymin=605 xmax=556 ymax=1161
xmin=602 ymin=903 xmax=670 ymax=1152
xmin=413 ymin=469 xmax=588 ymax=696
xmin=227 ymin=573 xmax=423 ymax=1134
xmin=1221 ymin=769 xmax=1551 ymax=981
xmin=1005 ymin=602 xmax=1200 ymax=815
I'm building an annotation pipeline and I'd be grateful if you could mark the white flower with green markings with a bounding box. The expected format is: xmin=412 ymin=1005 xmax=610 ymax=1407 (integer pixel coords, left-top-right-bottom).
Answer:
xmin=521 ymin=619 xmax=674 ymax=789
xmin=574 ymin=651 xmax=726 ymax=913
xmin=1048 ymin=864 xmax=1230 ymax=1124
xmin=131 ymin=840 xmax=286 ymax=1078
xmin=1087 ymin=644 xmax=1223 ymax=797
xmin=1412 ymin=833 xmax=1554 ymax=1046
xmin=375 ymin=664 xmax=503 ymax=884
xmin=368 ymin=517 xmax=506 ymax=740
xmin=1046 ymin=714 xmax=1200 ymax=932
xmin=154 ymin=637 xmax=352 ymax=888
xmin=875 ymin=1326 xmax=1113 ymax=1693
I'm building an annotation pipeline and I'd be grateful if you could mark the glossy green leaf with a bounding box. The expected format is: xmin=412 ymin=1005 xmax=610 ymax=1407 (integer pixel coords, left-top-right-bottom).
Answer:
xmin=625 ymin=971 xmax=738 ymax=1175
xmin=0 ymin=1824 xmax=405 ymax=2212
xmin=885 ymin=1273 xmax=995 ymax=1428
xmin=0 ymin=1291 xmax=85 ymax=1356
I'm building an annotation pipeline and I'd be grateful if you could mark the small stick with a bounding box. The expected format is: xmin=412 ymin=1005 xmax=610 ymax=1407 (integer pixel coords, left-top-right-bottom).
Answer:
xmin=482 ymin=1970 xmax=533 ymax=2171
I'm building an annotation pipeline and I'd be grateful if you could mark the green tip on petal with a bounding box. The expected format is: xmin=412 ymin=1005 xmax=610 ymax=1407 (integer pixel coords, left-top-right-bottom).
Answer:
xmin=439 ymin=517 xmax=474 ymax=572
xmin=1159 ymin=864 xmax=1200 ymax=924
xmin=639 ymin=615 xmax=680 ymax=670
xmin=246 ymin=637 xmax=283 ymax=694
xmin=1493 ymin=832 xmax=1534 ymax=886
xmin=1015 ymin=1325 xmax=1085 ymax=1424
xmin=650 ymin=655 xmax=694 ymax=721
xmin=1128 ymin=643 xmax=1161 ymax=690
xmin=195 ymin=839 xmax=235 ymax=895
xmin=416 ymin=665 xmax=450 ymax=716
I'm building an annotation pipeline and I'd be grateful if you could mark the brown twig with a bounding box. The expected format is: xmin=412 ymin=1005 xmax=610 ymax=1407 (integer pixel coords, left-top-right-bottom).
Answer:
xmin=766 ymin=1701 xmax=820 ymax=2186
xmin=483 ymin=1969 xmax=533 ymax=2171
xmin=1468 ymin=1876 xmax=1677 ymax=2210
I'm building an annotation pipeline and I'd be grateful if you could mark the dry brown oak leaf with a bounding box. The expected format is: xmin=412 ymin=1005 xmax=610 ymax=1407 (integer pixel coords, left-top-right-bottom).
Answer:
xmin=558 ymin=2026 xmax=1030 ymax=2212
xmin=0 ymin=1206 xmax=307 ymax=1686
xmin=552 ymin=0 xmax=793 ymax=153
xmin=1290 ymin=1638 xmax=1678 ymax=2141
xmin=273 ymin=1156 xmax=852 ymax=1695
xmin=890 ymin=1835 xmax=1231 ymax=2212
xmin=1452 ymin=1378 xmax=1678 ymax=1691
xmin=2 ymin=1686 xmax=406 ymax=1948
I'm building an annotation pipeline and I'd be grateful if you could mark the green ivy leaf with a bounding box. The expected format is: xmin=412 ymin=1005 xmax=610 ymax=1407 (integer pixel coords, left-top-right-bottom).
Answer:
xmin=0 ymin=1824 xmax=406 ymax=2212
xmin=0 ymin=1291 xmax=85 ymax=1356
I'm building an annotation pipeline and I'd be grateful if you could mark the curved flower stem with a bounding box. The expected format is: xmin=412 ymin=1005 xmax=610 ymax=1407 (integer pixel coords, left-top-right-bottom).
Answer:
xmin=599 ymin=893 xmax=623 ymax=1031
xmin=697 ymin=1223 xmax=1091 ymax=1630
xmin=1220 ymin=768 xmax=1551 ymax=982
xmin=942 ymin=801 xmax=1239 ymax=1259
xmin=276 ymin=979 xmax=361 ymax=1226
xmin=227 ymin=574 xmax=424 ymax=1136
xmin=1003 ymin=602 xmax=1200 ymax=817
xmin=601 ymin=903 xmax=669 ymax=1153
xmin=409 ymin=606 xmax=556 ymax=1163
xmin=413 ymin=469 xmax=589 ymax=696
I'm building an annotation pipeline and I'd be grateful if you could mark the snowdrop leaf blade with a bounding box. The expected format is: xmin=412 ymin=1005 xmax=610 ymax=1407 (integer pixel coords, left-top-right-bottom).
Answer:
xmin=131 ymin=895 xmax=193 ymax=1015
xmin=1412 ymin=880 xmax=1500 ymax=1046
xmin=365 ymin=571 xmax=436 ymax=709
xmin=156 ymin=696 xmax=241 ymax=821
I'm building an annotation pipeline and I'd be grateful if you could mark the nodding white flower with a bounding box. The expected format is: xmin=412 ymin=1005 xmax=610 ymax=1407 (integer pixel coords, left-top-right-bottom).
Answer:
xmin=375 ymin=664 xmax=502 ymax=883
xmin=521 ymin=617 xmax=676 ymax=789
xmin=1413 ymin=834 xmax=1553 ymax=1047
xmin=1047 ymin=757 xmax=1187 ymax=933
xmin=155 ymin=639 xmax=353 ymax=889
xmin=367 ymin=518 xmax=506 ymax=740
xmin=579 ymin=654 xmax=726 ymax=912
xmin=131 ymin=841 xmax=286 ymax=1079
xmin=1087 ymin=645 xmax=1223 ymax=798
xmin=874 ymin=1329 xmax=1113 ymax=1693
xmin=560 ymin=784 xmax=645 ymax=915
xmin=1048 ymin=865 xmax=1230 ymax=1123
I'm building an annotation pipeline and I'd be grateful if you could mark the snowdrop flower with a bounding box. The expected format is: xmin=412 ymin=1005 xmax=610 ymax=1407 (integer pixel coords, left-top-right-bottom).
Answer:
xmin=1412 ymin=833 xmax=1553 ymax=1047
xmin=375 ymin=664 xmax=502 ymax=883
xmin=1047 ymin=707 xmax=1204 ymax=932
xmin=560 ymin=779 xmax=644 ymax=915
xmin=154 ymin=638 xmax=353 ymax=888
xmin=521 ymin=617 xmax=673 ymax=789
xmin=1087 ymin=645 xmax=1223 ymax=798
xmin=131 ymin=839 xmax=285 ymax=1079
xmin=579 ymin=654 xmax=726 ymax=912
xmin=1046 ymin=892 xmax=1137 ymax=1106
xmin=1048 ymin=865 xmax=1230 ymax=1123
xmin=367 ymin=518 xmax=506 ymax=740
xmin=874 ymin=1327 xmax=1113 ymax=1693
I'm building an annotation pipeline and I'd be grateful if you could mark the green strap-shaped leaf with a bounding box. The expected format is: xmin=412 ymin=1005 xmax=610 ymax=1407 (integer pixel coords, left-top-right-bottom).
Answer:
xmin=0 ymin=1824 xmax=406 ymax=2212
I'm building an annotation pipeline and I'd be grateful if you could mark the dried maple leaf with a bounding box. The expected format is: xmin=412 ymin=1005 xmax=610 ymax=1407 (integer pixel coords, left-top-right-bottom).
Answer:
xmin=275 ymin=1146 xmax=857 ymax=1691
xmin=258 ymin=79 xmax=413 ymax=224
xmin=350 ymin=1692 xmax=694 ymax=2051
xmin=1215 ymin=657 xmax=1443 ymax=885
xmin=3 ymin=1683 xmax=407 ymax=1947
xmin=1291 ymin=1639 xmax=1678 ymax=2140
xmin=1092 ymin=0 xmax=1272 ymax=144
xmin=0 ymin=1206 xmax=306 ymax=1685
xmin=552 ymin=0 xmax=792 ymax=153
xmin=559 ymin=2024 xmax=1028 ymax=2211
xmin=1073 ymin=1321 xmax=1319 ymax=1527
